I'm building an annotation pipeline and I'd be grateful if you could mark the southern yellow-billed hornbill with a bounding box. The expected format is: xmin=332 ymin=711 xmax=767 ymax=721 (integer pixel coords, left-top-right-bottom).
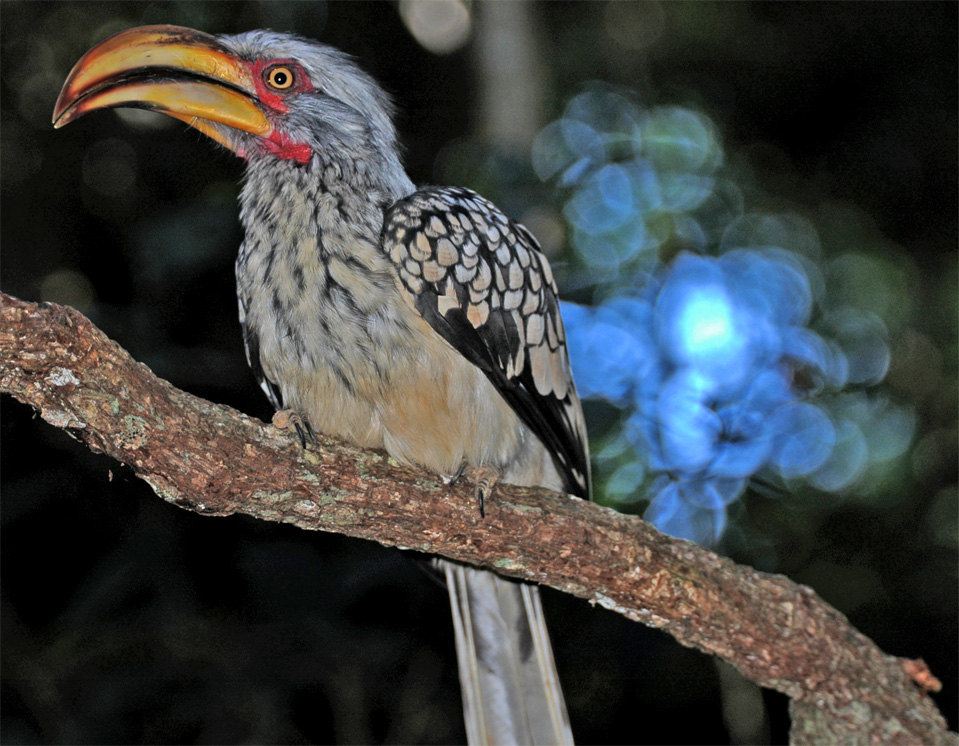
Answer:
xmin=54 ymin=25 xmax=590 ymax=745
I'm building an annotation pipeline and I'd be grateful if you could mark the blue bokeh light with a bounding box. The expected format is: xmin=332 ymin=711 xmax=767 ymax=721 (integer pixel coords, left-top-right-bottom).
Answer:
xmin=542 ymin=85 xmax=905 ymax=545
xmin=561 ymin=247 xmax=845 ymax=542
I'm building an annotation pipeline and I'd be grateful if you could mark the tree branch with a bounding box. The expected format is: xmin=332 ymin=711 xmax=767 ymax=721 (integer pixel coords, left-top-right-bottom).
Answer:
xmin=0 ymin=291 xmax=953 ymax=745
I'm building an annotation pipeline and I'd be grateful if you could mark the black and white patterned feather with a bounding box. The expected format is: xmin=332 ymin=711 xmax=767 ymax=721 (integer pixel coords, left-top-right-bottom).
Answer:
xmin=383 ymin=186 xmax=591 ymax=500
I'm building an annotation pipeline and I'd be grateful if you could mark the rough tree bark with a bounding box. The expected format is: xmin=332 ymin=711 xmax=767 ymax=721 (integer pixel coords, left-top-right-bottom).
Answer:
xmin=0 ymin=291 xmax=953 ymax=746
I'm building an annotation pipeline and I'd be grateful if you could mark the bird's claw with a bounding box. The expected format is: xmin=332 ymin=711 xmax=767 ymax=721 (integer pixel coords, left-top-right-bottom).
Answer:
xmin=447 ymin=461 xmax=469 ymax=486
xmin=468 ymin=467 xmax=499 ymax=519
xmin=272 ymin=409 xmax=316 ymax=448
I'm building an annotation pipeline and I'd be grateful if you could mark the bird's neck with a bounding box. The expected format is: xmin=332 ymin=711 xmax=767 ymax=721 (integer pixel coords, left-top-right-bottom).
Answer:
xmin=240 ymin=153 xmax=409 ymax=248
xmin=234 ymin=151 xmax=421 ymax=395
xmin=236 ymin=153 xmax=409 ymax=322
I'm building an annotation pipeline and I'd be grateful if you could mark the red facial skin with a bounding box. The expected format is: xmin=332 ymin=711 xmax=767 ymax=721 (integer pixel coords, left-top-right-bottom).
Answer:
xmin=250 ymin=59 xmax=314 ymax=165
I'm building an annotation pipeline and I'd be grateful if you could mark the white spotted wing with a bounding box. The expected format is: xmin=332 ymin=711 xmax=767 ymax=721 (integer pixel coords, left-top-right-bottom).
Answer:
xmin=382 ymin=187 xmax=590 ymax=499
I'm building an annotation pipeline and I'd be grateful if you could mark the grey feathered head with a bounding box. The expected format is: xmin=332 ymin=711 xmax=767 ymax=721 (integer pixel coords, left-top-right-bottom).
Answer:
xmin=221 ymin=30 xmax=403 ymax=164
xmin=53 ymin=24 xmax=408 ymax=183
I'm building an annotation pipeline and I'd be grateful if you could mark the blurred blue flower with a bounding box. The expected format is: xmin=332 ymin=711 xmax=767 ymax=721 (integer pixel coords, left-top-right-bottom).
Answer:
xmin=644 ymin=475 xmax=744 ymax=544
xmin=655 ymin=255 xmax=755 ymax=392
xmin=540 ymin=85 xmax=908 ymax=545
xmin=565 ymin=164 xmax=636 ymax=234
xmin=808 ymin=419 xmax=869 ymax=492
xmin=767 ymin=402 xmax=836 ymax=478
xmin=565 ymin=314 xmax=650 ymax=404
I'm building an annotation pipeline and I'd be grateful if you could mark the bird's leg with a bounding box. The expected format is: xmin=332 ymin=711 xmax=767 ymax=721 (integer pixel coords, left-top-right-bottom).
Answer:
xmin=468 ymin=466 xmax=500 ymax=519
xmin=272 ymin=409 xmax=316 ymax=448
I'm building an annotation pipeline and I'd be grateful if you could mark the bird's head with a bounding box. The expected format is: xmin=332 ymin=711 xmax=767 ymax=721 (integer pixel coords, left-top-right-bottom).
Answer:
xmin=53 ymin=25 xmax=403 ymax=170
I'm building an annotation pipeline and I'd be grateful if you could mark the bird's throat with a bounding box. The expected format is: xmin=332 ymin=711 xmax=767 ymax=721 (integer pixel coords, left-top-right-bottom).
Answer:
xmin=235 ymin=156 xmax=416 ymax=414
xmin=261 ymin=130 xmax=312 ymax=164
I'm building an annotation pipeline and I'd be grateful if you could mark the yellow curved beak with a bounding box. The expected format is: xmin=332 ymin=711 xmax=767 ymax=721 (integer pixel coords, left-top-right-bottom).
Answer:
xmin=53 ymin=25 xmax=272 ymax=151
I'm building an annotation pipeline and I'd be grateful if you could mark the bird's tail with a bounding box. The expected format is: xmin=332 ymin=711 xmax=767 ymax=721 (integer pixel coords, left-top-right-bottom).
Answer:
xmin=441 ymin=561 xmax=574 ymax=745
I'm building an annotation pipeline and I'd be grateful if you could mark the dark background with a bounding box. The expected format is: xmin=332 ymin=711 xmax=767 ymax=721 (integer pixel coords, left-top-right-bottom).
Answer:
xmin=2 ymin=2 xmax=956 ymax=744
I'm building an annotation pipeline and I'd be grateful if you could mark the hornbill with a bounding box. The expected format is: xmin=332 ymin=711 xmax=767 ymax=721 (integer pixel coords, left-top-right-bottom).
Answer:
xmin=54 ymin=26 xmax=591 ymax=745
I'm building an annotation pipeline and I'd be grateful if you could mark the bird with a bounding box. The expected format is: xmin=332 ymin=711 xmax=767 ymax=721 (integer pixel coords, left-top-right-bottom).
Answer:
xmin=53 ymin=25 xmax=591 ymax=745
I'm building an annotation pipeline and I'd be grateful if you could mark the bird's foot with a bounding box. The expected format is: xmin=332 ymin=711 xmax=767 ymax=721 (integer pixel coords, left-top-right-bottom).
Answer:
xmin=468 ymin=466 xmax=499 ymax=519
xmin=446 ymin=461 xmax=469 ymax=486
xmin=272 ymin=409 xmax=316 ymax=448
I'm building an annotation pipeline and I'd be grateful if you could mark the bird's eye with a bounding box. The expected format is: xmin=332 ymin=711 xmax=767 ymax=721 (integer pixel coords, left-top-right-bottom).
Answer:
xmin=265 ymin=66 xmax=295 ymax=90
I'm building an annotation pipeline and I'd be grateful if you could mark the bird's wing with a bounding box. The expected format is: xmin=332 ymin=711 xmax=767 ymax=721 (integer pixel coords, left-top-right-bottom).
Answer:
xmin=238 ymin=292 xmax=284 ymax=410
xmin=382 ymin=186 xmax=590 ymax=499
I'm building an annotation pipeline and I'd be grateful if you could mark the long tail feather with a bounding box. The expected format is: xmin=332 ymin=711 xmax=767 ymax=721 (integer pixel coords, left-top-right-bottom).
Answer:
xmin=441 ymin=561 xmax=573 ymax=745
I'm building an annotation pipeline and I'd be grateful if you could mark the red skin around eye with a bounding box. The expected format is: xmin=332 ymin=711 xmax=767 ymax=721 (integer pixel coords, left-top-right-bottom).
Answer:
xmin=249 ymin=59 xmax=314 ymax=164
